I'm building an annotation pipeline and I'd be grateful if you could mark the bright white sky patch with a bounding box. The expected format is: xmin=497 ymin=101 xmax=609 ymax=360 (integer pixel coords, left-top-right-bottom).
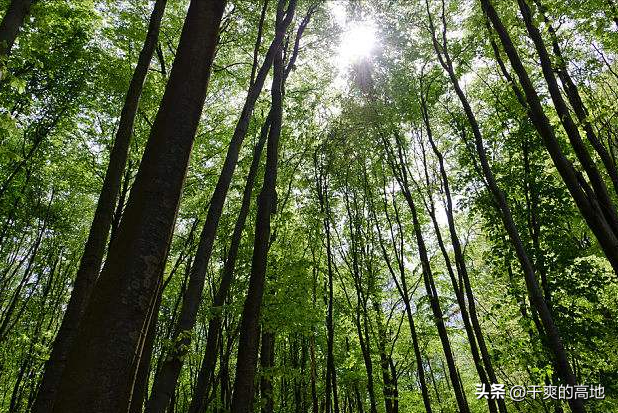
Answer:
xmin=328 ymin=2 xmax=378 ymax=88
xmin=338 ymin=23 xmax=376 ymax=64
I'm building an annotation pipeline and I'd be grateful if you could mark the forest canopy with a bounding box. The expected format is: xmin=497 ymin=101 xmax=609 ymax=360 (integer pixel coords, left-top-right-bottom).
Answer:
xmin=0 ymin=0 xmax=617 ymax=412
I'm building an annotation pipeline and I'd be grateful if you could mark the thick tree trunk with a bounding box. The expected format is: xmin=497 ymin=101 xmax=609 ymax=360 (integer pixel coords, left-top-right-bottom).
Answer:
xmin=145 ymin=3 xmax=297 ymax=411
xmin=51 ymin=1 xmax=226 ymax=412
xmin=33 ymin=2 xmax=167 ymax=411
xmin=0 ymin=0 xmax=33 ymax=57
xmin=230 ymin=25 xmax=288 ymax=412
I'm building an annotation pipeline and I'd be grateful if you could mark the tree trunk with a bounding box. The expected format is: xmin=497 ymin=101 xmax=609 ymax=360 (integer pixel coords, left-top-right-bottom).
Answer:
xmin=418 ymin=86 xmax=506 ymax=413
xmin=230 ymin=20 xmax=288 ymax=411
xmin=0 ymin=0 xmax=33 ymax=57
xmin=483 ymin=0 xmax=618 ymax=276
xmin=260 ymin=330 xmax=276 ymax=413
xmin=371 ymin=297 xmax=396 ymax=413
xmin=315 ymin=155 xmax=341 ymax=413
xmin=33 ymin=2 xmax=168 ymax=411
xmin=129 ymin=288 xmax=164 ymax=413
xmin=481 ymin=2 xmax=593 ymax=412
xmin=187 ymin=9 xmax=313 ymax=410
xmin=439 ymin=2 xmax=585 ymax=411
xmin=372 ymin=182 xmax=432 ymax=413
xmin=533 ymin=0 xmax=618 ymax=197
xmin=51 ymin=1 xmax=226 ymax=411
xmin=145 ymin=3 xmax=298 ymax=411
xmin=517 ymin=0 xmax=618 ymax=235
xmin=384 ymin=131 xmax=469 ymax=413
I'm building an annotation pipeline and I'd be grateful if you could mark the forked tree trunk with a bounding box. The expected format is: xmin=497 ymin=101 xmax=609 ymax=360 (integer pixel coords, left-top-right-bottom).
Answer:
xmin=482 ymin=0 xmax=618 ymax=277
xmin=434 ymin=1 xmax=585 ymax=411
xmin=372 ymin=177 xmax=433 ymax=413
xmin=315 ymin=155 xmax=341 ymax=413
xmin=384 ymin=132 xmax=469 ymax=413
xmin=51 ymin=1 xmax=226 ymax=411
xmin=418 ymin=86 xmax=506 ymax=413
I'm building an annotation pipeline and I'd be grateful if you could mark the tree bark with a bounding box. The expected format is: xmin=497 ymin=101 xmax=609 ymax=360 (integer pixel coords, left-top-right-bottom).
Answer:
xmin=145 ymin=3 xmax=297 ymax=411
xmin=260 ymin=330 xmax=276 ymax=413
xmin=33 ymin=2 xmax=168 ymax=411
xmin=0 ymin=0 xmax=33 ymax=57
xmin=51 ymin=1 xmax=226 ymax=411
xmin=371 ymin=297 xmax=397 ymax=413
xmin=230 ymin=18 xmax=289 ymax=411
xmin=187 ymin=9 xmax=313 ymax=411
xmin=482 ymin=0 xmax=618 ymax=277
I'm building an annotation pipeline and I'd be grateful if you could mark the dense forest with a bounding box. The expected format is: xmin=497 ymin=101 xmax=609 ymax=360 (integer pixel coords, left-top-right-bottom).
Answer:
xmin=0 ymin=0 xmax=617 ymax=412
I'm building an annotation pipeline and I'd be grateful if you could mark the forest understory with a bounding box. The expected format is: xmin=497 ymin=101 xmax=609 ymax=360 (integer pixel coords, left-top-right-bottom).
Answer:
xmin=0 ymin=0 xmax=617 ymax=412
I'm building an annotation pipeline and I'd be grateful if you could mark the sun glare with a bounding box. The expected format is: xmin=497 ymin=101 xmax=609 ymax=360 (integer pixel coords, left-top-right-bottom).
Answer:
xmin=339 ymin=22 xmax=377 ymax=64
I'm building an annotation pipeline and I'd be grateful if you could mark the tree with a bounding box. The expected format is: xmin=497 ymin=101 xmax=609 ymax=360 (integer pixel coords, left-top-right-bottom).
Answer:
xmin=51 ymin=1 xmax=226 ymax=411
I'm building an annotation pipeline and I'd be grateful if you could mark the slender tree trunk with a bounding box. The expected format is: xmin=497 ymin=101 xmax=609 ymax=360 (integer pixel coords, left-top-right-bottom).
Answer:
xmin=33 ymin=2 xmax=168 ymax=411
xmin=482 ymin=0 xmax=618 ymax=276
xmin=0 ymin=0 xmax=33 ymax=57
xmin=384 ymin=132 xmax=469 ymax=413
xmin=373 ymin=182 xmax=432 ymax=413
xmin=315 ymin=156 xmax=341 ymax=413
xmin=532 ymin=0 xmax=618 ymax=197
xmin=415 ymin=144 xmax=496 ymax=413
xmin=188 ymin=115 xmax=269 ymax=413
xmin=230 ymin=23 xmax=288 ymax=412
xmin=431 ymin=2 xmax=585 ymax=412
xmin=145 ymin=4 xmax=298 ymax=411
xmin=418 ymin=87 xmax=506 ymax=413
xmin=187 ymin=10 xmax=312 ymax=410
xmin=129 ymin=288 xmax=164 ymax=413
xmin=51 ymin=1 xmax=226 ymax=411
xmin=342 ymin=188 xmax=379 ymax=413
xmin=371 ymin=297 xmax=396 ymax=413
xmin=310 ymin=334 xmax=319 ymax=413
xmin=517 ymin=0 xmax=618 ymax=234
